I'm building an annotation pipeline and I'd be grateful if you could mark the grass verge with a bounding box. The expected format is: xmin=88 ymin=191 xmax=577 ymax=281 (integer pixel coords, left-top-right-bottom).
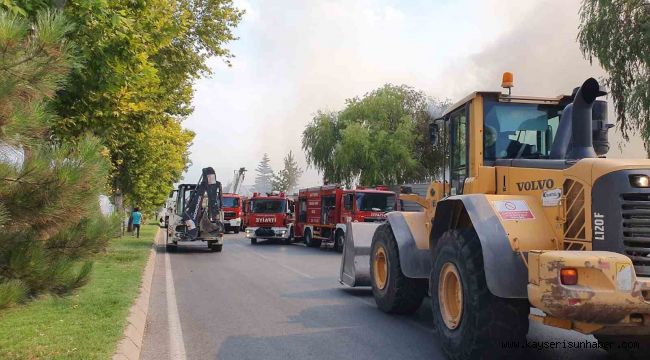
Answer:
xmin=0 ymin=224 xmax=158 ymax=360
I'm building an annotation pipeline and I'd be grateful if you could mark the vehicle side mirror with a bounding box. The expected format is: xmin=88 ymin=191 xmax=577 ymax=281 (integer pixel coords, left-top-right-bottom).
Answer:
xmin=429 ymin=122 xmax=439 ymax=145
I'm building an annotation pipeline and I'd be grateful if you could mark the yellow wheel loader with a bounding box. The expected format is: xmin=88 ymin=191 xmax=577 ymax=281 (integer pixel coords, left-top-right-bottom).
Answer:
xmin=340 ymin=75 xmax=650 ymax=359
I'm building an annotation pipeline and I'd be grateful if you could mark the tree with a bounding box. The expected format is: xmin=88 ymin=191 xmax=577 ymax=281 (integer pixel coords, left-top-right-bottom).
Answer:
xmin=1 ymin=0 xmax=244 ymax=213
xmin=0 ymin=11 xmax=117 ymax=308
xmin=272 ymin=151 xmax=303 ymax=193
xmin=254 ymin=153 xmax=274 ymax=193
xmin=578 ymin=0 xmax=649 ymax=147
xmin=302 ymin=84 xmax=449 ymax=186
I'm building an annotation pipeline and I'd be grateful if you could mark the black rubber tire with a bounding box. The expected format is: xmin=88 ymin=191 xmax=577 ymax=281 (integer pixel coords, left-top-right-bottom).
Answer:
xmin=370 ymin=223 xmax=427 ymax=314
xmin=250 ymin=238 xmax=257 ymax=245
xmin=334 ymin=230 xmax=344 ymax=253
xmin=431 ymin=229 xmax=529 ymax=360
xmin=210 ymin=244 xmax=223 ymax=252
xmin=304 ymin=229 xmax=320 ymax=247
xmin=234 ymin=228 xmax=240 ymax=234
xmin=595 ymin=335 xmax=650 ymax=359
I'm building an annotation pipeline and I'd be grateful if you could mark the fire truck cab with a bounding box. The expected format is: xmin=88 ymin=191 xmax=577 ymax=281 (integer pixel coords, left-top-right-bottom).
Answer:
xmin=294 ymin=185 xmax=397 ymax=251
xmin=244 ymin=192 xmax=295 ymax=245
xmin=222 ymin=193 xmax=242 ymax=234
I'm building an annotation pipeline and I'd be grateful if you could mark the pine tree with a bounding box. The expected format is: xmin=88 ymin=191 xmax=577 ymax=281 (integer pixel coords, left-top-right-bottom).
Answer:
xmin=254 ymin=153 xmax=274 ymax=194
xmin=0 ymin=11 xmax=117 ymax=308
xmin=272 ymin=151 xmax=303 ymax=193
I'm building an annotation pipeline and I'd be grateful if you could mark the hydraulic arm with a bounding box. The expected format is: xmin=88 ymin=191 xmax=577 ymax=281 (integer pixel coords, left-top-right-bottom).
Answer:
xmin=182 ymin=167 xmax=224 ymax=240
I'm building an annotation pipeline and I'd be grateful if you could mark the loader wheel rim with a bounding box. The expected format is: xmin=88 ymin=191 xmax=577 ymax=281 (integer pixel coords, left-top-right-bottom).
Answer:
xmin=373 ymin=245 xmax=388 ymax=290
xmin=439 ymin=262 xmax=463 ymax=330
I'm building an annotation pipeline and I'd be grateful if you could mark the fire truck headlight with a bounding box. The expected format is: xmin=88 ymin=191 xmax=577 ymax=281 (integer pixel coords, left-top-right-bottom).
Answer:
xmin=630 ymin=175 xmax=650 ymax=188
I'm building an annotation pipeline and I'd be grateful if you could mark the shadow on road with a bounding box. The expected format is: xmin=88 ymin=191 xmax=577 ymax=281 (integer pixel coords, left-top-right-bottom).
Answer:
xmin=154 ymin=243 xmax=219 ymax=254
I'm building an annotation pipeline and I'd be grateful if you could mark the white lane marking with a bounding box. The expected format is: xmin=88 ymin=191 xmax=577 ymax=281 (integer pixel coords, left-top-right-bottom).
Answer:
xmin=165 ymin=250 xmax=187 ymax=360
xmin=236 ymin=243 xmax=314 ymax=279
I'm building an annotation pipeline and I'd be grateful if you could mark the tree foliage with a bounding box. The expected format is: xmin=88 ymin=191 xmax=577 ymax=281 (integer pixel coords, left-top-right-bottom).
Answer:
xmin=578 ymin=0 xmax=649 ymax=145
xmin=1 ymin=0 xmax=243 ymax=213
xmin=272 ymin=151 xmax=303 ymax=193
xmin=0 ymin=11 xmax=117 ymax=308
xmin=254 ymin=153 xmax=273 ymax=193
xmin=302 ymin=84 xmax=448 ymax=186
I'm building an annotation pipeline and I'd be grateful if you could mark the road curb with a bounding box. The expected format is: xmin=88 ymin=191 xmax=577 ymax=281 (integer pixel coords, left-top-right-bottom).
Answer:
xmin=113 ymin=229 xmax=160 ymax=360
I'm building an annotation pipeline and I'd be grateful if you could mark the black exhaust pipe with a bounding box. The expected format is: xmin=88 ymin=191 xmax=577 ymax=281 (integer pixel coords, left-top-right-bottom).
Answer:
xmin=567 ymin=77 xmax=602 ymax=160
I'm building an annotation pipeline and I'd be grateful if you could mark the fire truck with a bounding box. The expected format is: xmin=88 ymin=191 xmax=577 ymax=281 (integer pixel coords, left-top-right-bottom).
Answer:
xmin=294 ymin=185 xmax=397 ymax=251
xmin=244 ymin=191 xmax=295 ymax=245
xmin=222 ymin=193 xmax=242 ymax=233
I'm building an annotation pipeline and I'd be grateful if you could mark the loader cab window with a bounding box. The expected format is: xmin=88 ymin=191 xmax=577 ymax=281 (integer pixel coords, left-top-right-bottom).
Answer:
xmin=176 ymin=187 xmax=194 ymax=216
xmin=484 ymin=100 xmax=562 ymax=161
xmin=448 ymin=106 xmax=468 ymax=195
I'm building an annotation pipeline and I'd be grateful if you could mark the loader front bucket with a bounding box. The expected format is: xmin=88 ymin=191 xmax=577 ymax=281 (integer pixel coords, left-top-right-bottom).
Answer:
xmin=339 ymin=221 xmax=382 ymax=287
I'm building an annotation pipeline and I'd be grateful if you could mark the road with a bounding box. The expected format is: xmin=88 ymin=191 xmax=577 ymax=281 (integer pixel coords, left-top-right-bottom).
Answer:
xmin=141 ymin=232 xmax=608 ymax=360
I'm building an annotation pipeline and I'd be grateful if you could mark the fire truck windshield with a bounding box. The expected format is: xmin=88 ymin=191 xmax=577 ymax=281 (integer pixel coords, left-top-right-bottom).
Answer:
xmin=222 ymin=197 xmax=240 ymax=207
xmin=355 ymin=193 xmax=396 ymax=212
xmin=251 ymin=199 xmax=286 ymax=213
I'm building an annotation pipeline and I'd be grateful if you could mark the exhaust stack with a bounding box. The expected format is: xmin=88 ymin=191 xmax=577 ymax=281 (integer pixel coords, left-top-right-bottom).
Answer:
xmin=567 ymin=77 xmax=603 ymax=160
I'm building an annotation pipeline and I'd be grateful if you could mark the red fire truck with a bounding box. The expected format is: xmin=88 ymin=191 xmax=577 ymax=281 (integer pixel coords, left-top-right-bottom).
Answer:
xmin=294 ymin=185 xmax=397 ymax=251
xmin=222 ymin=193 xmax=242 ymax=233
xmin=244 ymin=192 xmax=295 ymax=245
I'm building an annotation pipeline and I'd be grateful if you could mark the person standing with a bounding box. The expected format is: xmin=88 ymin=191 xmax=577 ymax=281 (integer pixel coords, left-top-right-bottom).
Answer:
xmin=131 ymin=207 xmax=142 ymax=238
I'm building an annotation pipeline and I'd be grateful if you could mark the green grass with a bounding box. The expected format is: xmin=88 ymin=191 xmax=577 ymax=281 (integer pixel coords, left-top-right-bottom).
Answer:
xmin=0 ymin=224 xmax=158 ymax=360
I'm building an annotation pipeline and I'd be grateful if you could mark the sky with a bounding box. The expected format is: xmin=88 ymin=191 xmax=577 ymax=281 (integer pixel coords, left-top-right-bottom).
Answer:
xmin=180 ymin=0 xmax=646 ymax=189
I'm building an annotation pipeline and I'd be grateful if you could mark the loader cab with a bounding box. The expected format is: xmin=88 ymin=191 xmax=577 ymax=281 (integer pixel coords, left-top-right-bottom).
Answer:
xmin=175 ymin=184 xmax=196 ymax=216
xmin=433 ymin=91 xmax=570 ymax=197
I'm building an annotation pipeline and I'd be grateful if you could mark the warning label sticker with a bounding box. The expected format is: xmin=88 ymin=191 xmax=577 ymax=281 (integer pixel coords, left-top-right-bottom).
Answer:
xmin=492 ymin=200 xmax=535 ymax=220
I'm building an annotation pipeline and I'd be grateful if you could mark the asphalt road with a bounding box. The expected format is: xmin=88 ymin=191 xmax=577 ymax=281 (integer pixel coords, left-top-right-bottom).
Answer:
xmin=141 ymin=233 xmax=609 ymax=360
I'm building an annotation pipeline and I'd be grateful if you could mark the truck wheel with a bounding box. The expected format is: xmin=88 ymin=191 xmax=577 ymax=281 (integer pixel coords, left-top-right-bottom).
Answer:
xmin=284 ymin=228 xmax=293 ymax=245
xmin=431 ymin=229 xmax=529 ymax=360
xmin=304 ymin=229 xmax=320 ymax=247
xmin=595 ymin=335 xmax=650 ymax=359
xmin=334 ymin=231 xmax=344 ymax=253
xmin=370 ymin=223 xmax=426 ymax=314
xmin=250 ymin=238 xmax=257 ymax=245
xmin=234 ymin=228 xmax=240 ymax=234
xmin=210 ymin=244 xmax=223 ymax=252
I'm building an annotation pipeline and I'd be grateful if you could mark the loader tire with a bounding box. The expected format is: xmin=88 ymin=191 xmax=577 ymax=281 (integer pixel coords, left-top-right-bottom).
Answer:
xmin=595 ymin=335 xmax=650 ymax=359
xmin=431 ymin=229 xmax=529 ymax=360
xmin=370 ymin=223 xmax=426 ymax=314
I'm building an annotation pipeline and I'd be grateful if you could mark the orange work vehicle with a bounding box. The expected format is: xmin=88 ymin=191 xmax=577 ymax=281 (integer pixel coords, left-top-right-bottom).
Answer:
xmin=294 ymin=185 xmax=397 ymax=251
xmin=244 ymin=191 xmax=295 ymax=245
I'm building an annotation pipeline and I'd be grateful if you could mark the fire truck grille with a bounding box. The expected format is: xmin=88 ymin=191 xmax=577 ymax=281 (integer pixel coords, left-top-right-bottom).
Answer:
xmin=621 ymin=193 xmax=650 ymax=277
xmin=255 ymin=228 xmax=275 ymax=237
xmin=224 ymin=212 xmax=236 ymax=218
